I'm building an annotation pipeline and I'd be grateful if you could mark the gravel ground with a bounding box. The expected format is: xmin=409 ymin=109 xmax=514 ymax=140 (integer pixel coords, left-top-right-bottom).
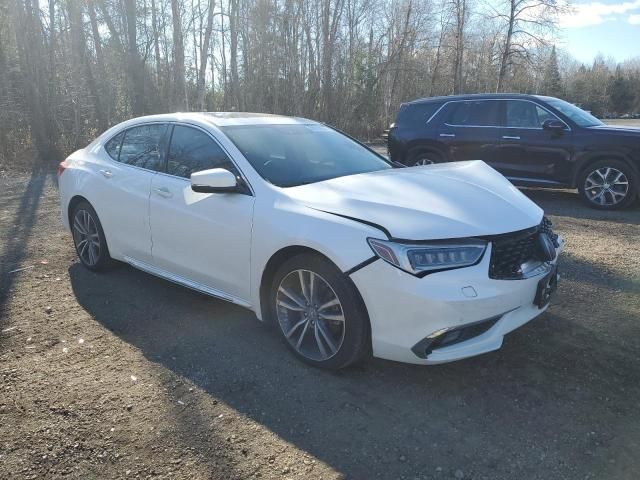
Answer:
xmin=1 ymin=170 xmax=639 ymax=480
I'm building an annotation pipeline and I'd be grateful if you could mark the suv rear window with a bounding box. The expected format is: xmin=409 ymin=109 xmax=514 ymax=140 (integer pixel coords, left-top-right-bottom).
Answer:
xmin=396 ymin=102 xmax=442 ymax=126
xmin=447 ymin=100 xmax=501 ymax=127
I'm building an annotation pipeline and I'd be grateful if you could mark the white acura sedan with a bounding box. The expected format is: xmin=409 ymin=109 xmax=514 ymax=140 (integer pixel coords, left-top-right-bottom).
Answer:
xmin=58 ymin=113 xmax=562 ymax=369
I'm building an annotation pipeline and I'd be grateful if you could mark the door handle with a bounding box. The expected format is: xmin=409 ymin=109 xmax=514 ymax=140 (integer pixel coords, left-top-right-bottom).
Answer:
xmin=153 ymin=187 xmax=173 ymax=198
xmin=439 ymin=133 xmax=456 ymax=138
xmin=502 ymin=135 xmax=521 ymax=140
xmin=99 ymin=169 xmax=113 ymax=178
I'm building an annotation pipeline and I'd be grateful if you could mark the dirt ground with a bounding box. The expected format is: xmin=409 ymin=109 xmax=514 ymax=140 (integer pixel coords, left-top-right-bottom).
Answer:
xmin=1 ymin=169 xmax=639 ymax=480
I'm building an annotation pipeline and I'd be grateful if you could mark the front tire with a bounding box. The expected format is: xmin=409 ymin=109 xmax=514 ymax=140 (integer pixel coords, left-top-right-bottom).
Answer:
xmin=70 ymin=201 xmax=114 ymax=271
xmin=269 ymin=253 xmax=370 ymax=369
xmin=578 ymin=159 xmax=637 ymax=210
xmin=407 ymin=150 xmax=443 ymax=166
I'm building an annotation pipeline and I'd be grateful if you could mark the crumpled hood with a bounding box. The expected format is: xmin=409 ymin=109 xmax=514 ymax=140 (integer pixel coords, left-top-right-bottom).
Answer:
xmin=285 ymin=160 xmax=543 ymax=240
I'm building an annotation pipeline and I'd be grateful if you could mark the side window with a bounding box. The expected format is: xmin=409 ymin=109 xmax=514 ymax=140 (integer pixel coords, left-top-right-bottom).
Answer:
xmin=505 ymin=101 xmax=539 ymax=128
xmin=119 ymin=124 xmax=168 ymax=171
xmin=505 ymin=101 xmax=561 ymax=128
xmin=447 ymin=101 xmax=501 ymax=127
xmin=167 ymin=125 xmax=236 ymax=179
xmin=396 ymin=103 xmax=442 ymax=126
xmin=535 ymin=105 xmax=556 ymax=125
xmin=104 ymin=131 xmax=124 ymax=161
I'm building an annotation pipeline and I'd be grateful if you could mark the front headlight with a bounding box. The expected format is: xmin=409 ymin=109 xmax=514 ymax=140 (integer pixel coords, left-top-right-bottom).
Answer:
xmin=367 ymin=238 xmax=487 ymax=276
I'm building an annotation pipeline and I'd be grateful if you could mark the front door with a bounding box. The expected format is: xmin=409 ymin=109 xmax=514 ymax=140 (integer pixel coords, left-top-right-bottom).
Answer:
xmin=149 ymin=124 xmax=255 ymax=303
xmin=496 ymin=100 xmax=574 ymax=184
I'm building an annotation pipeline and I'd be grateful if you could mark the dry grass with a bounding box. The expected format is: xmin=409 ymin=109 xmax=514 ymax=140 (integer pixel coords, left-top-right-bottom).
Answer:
xmin=605 ymin=118 xmax=640 ymax=127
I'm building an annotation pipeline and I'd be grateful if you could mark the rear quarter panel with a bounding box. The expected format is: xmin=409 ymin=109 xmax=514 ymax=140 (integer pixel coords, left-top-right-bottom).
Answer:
xmin=59 ymin=144 xmax=140 ymax=261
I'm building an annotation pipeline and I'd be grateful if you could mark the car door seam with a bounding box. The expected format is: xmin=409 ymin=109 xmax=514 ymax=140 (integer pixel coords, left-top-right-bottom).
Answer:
xmin=148 ymin=173 xmax=156 ymax=256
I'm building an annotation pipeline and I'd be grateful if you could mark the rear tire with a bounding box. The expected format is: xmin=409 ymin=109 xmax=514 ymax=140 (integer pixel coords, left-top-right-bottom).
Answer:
xmin=578 ymin=159 xmax=637 ymax=210
xmin=70 ymin=201 xmax=114 ymax=271
xmin=407 ymin=150 xmax=443 ymax=166
xmin=269 ymin=253 xmax=370 ymax=369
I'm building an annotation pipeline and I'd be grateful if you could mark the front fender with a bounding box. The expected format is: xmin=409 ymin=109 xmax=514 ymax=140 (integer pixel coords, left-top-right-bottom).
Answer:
xmin=250 ymin=198 xmax=385 ymax=319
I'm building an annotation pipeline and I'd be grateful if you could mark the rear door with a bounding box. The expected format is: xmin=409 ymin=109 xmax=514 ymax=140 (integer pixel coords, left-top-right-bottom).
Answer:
xmin=149 ymin=124 xmax=255 ymax=302
xmin=436 ymin=100 xmax=503 ymax=165
xmin=390 ymin=102 xmax=443 ymax=164
xmin=496 ymin=100 xmax=574 ymax=184
xmin=96 ymin=123 xmax=168 ymax=263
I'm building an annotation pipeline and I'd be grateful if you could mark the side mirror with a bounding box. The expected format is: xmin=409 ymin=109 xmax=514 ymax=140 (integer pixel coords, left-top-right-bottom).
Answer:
xmin=542 ymin=119 xmax=567 ymax=133
xmin=190 ymin=168 xmax=239 ymax=193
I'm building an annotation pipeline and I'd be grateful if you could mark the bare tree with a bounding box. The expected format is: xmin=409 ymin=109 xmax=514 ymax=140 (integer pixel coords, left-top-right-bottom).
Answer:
xmin=492 ymin=0 xmax=566 ymax=91
xmin=4 ymin=0 xmax=638 ymax=169
xmin=196 ymin=0 xmax=216 ymax=110
xmin=124 ymin=0 xmax=145 ymax=115
xmin=171 ymin=0 xmax=186 ymax=109
xmin=450 ymin=0 xmax=467 ymax=94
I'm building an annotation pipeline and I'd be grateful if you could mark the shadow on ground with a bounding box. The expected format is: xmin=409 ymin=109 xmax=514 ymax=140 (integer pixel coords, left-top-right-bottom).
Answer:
xmin=69 ymin=243 xmax=640 ymax=479
xmin=0 ymin=168 xmax=53 ymax=320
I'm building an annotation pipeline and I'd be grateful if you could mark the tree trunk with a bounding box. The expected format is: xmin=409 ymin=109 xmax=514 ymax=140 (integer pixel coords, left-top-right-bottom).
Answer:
xmin=430 ymin=6 xmax=448 ymax=96
xmin=14 ymin=0 xmax=59 ymax=161
xmin=68 ymin=0 xmax=106 ymax=132
xmin=171 ymin=0 xmax=186 ymax=110
xmin=197 ymin=0 xmax=215 ymax=110
xmin=452 ymin=0 xmax=466 ymax=94
xmin=219 ymin=0 xmax=228 ymax=108
xmin=124 ymin=0 xmax=144 ymax=115
xmin=229 ymin=0 xmax=240 ymax=110
xmin=496 ymin=0 xmax=515 ymax=92
xmin=321 ymin=0 xmax=332 ymax=120
xmin=150 ymin=0 xmax=163 ymax=95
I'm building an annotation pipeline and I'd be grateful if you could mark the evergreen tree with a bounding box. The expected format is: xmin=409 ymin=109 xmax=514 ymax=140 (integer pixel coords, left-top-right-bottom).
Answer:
xmin=609 ymin=66 xmax=635 ymax=115
xmin=542 ymin=46 xmax=563 ymax=97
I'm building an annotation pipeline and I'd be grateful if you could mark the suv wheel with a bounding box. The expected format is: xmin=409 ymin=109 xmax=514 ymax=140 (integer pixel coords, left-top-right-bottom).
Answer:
xmin=578 ymin=159 xmax=637 ymax=210
xmin=408 ymin=150 xmax=442 ymax=166
xmin=269 ymin=253 xmax=370 ymax=369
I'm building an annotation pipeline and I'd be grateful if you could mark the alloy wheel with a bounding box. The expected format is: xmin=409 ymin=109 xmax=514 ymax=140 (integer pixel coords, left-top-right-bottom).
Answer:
xmin=413 ymin=157 xmax=435 ymax=166
xmin=276 ymin=269 xmax=346 ymax=361
xmin=72 ymin=209 xmax=101 ymax=266
xmin=584 ymin=167 xmax=629 ymax=207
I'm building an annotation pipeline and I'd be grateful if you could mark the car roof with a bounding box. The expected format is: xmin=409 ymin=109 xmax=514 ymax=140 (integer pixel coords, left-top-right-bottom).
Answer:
xmin=405 ymin=93 xmax=548 ymax=106
xmin=113 ymin=112 xmax=318 ymax=128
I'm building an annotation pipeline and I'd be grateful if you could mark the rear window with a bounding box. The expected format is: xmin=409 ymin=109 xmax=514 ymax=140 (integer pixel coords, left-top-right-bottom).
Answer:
xmin=396 ymin=102 xmax=442 ymax=126
xmin=104 ymin=132 xmax=124 ymax=161
xmin=447 ymin=100 xmax=502 ymax=127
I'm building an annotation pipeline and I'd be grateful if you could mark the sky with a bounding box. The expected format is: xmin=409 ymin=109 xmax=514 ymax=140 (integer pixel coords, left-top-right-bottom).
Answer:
xmin=558 ymin=0 xmax=640 ymax=63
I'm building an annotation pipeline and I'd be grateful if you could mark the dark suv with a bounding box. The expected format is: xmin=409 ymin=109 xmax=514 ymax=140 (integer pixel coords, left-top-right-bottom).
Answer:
xmin=387 ymin=93 xmax=640 ymax=209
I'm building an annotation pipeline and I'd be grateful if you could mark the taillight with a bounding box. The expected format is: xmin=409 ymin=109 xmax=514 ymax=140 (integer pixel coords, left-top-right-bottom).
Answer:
xmin=57 ymin=161 xmax=68 ymax=177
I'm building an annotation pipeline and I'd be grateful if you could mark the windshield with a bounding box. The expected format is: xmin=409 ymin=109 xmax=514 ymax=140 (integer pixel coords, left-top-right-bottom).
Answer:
xmin=544 ymin=98 xmax=604 ymax=127
xmin=220 ymin=123 xmax=392 ymax=187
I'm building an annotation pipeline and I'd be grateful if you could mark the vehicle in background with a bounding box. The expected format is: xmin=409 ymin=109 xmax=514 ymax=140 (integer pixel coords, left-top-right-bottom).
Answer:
xmin=58 ymin=112 xmax=561 ymax=369
xmin=387 ymin=94 xmax=640 ymax=210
